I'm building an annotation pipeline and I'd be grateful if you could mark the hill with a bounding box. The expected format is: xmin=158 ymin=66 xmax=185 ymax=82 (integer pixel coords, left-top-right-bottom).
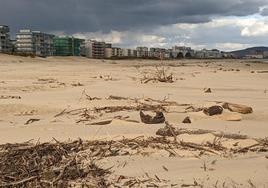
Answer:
xmin=231 ymin=46 xmax=268 ymax=58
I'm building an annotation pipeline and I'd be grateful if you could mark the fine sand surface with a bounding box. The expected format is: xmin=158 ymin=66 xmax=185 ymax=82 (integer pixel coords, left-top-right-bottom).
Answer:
xmin=0 ymin=54 xmax=268 ymax=187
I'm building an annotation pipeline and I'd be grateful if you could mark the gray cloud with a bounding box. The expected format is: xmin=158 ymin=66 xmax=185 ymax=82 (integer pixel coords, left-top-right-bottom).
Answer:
xmin=261 ymin=7 xmax=268 ymax=16
xmin=0 ymin=0 xmax=267 ymax=35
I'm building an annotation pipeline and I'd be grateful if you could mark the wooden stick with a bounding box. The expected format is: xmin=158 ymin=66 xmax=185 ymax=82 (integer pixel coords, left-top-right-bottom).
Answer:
xmin=0 ymin=176 xmax=38 ymax=187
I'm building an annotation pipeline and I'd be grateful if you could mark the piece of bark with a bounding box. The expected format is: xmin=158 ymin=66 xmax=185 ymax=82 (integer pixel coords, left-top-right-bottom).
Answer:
xmin=87 ymin=119 xmax=113 ymax=125
xmin=140 ymin=111 xmax=165 ymax=124
xmin=222 ymin=102 xmax=253 ymax=114
xmin=203 ymin=106 xmax=223 ymax=116
xmin=185 ymin=106 xmax=204 ymax=113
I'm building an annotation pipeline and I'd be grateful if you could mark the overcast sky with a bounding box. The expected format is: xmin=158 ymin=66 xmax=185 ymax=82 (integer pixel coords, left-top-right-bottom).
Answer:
xmin=1 ymin=0 xmax=268 ymax=51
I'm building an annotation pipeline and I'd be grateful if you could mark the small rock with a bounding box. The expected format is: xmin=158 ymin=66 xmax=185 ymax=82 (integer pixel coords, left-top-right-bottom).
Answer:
xmin=203 ymin=106 xmax=223 ymax=116
xmin=204 ymin=88 xmax=212 ymax=93
xmin=182 ymin=116 xmax=192 ymax=124
xmin=140 ymin=111 xmax=165 ymax=124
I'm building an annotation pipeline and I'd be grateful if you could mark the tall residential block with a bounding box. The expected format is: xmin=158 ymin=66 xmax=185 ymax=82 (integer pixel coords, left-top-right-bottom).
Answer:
xmin=172 ymin=46 xmax=194 ymax=58
xmin=83 ymin=40 xmax=107 ymax=59
xmin=136 ymin=47 xmax=149 ymax=58
xmin=54 ymin=37 xmax=84 ymax=56
xmin=16 ymin=29 xmax=54 ymax=57
xmin=0 ymin=25 xmax=11 ymax=53
xmin=122 ymin=48 xmax=131 ymax=57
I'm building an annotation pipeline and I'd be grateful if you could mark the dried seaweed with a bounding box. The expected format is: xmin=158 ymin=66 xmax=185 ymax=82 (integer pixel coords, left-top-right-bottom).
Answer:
xmin=1 ymin=135 xmax=267 ymax=187
xmin=0 ymin=140 xmax=109 ymax=188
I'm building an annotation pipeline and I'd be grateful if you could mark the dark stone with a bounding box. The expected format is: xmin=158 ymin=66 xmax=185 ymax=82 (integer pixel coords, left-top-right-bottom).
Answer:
xmin=182 ymin=116 xmax=191 ymax=124
xmin=203 ymin=106 xmax=223 ymax=116
xmin=204 ymin=88 xmax=212 ymax=93
xmin=140 ymin=111 xmax=165 ymax=124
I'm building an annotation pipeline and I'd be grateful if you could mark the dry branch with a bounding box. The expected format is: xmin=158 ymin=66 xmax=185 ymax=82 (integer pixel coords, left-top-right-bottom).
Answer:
xmin=24 ymin=118 xmax=40 ymax=125
xmin=156 ymin=124 xmax=249 ymax=140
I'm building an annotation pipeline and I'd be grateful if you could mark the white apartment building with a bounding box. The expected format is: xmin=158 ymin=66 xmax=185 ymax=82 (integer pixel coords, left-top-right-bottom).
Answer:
xmin=83 ymin=40 xmax=110 ymax=59
xmin=122 ymin=48 xmax=132 ymax=57
xmin=16 ymin=29 xmax=54 ymax=57
xmin=195 ymin=49 xmax=222 ymax=59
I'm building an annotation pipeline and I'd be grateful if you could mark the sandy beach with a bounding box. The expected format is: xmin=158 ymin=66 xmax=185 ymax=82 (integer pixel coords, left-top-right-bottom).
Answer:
xmin=0 ymin=54 xmax=268 ymax=187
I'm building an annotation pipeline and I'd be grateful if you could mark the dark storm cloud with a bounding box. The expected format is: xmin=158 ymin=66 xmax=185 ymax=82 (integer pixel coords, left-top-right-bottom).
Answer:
xmin=261 ymin=7 xmax=268 ymax=16
xmin=0 ymin=0 xmax=267 ymax=34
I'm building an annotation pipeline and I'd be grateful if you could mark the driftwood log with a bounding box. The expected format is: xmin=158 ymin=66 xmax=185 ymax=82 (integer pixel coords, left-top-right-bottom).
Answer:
xmin=156 ymin=124 xmax=249 ymax=140
xmin=222 ymin=102 xmax=253 ymax=114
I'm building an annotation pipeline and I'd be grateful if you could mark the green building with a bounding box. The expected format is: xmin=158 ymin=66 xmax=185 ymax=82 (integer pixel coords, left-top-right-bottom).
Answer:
xmin=53 ymin=37 xmax=84 ymax=56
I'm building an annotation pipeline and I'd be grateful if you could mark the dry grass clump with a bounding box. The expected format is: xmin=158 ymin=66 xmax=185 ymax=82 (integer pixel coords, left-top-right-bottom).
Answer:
xmin=140 ymin=65 xmax=175 ymax=83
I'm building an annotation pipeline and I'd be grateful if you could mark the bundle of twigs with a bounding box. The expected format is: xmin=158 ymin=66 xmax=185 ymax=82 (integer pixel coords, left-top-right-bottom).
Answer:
xmin=140 ymin=65 xmax=175 ymax=84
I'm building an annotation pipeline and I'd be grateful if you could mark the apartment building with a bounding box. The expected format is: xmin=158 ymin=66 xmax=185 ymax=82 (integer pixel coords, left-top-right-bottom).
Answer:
xmin=104 ymin=48 xmax=113 ymax=58
xmin=83 ymin=40 xmax=106 ymax=58
xmin=136 ymin=47 xmax=148 ymax=58
xmin=172 ymin=46 xmax=193 ymax=58
xmin=122 ymin=48 xmax=132 ymax=57
xmin=0 ymin=25 xmax=11 ymax=53
xmin=104 ymin=47 xmax=123 ymax=58
xmin=130 ymin=49 xmax=137 ymax=57
xmin=16 ymin=29 xmax=54 ymax=57
xmin=112 ymin=47 xmax=122 ymax=57
xmin=194 ymin=49 xmax=222 ymax=59
xmin=149 ymin=48 xmax=167 ymax=59
xmin=54 ymin=36 xmax=84 ymax=56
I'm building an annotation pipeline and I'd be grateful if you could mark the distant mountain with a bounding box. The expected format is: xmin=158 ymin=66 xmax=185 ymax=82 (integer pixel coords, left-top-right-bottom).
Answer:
xmin=230 ymin=46 xmax=268 ymax=58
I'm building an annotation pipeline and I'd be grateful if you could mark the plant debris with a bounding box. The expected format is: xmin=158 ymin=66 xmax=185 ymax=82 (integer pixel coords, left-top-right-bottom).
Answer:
xmin=140 ymin=65 xmax=175 ymax=83
xmin=0 ymin=95 xmax=21 ymax=99
xmin=0 ymin=135 xmax=267 ymax=187
xmin=156 ymin=123 xmax=249 ymax=140
xmin=56 ymin=95 xmax=186 ymax=124
xmin=24 ymin=118 xmax=40 ymax=125
xmin=0 ymin=139 xmax=110 ymax=188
